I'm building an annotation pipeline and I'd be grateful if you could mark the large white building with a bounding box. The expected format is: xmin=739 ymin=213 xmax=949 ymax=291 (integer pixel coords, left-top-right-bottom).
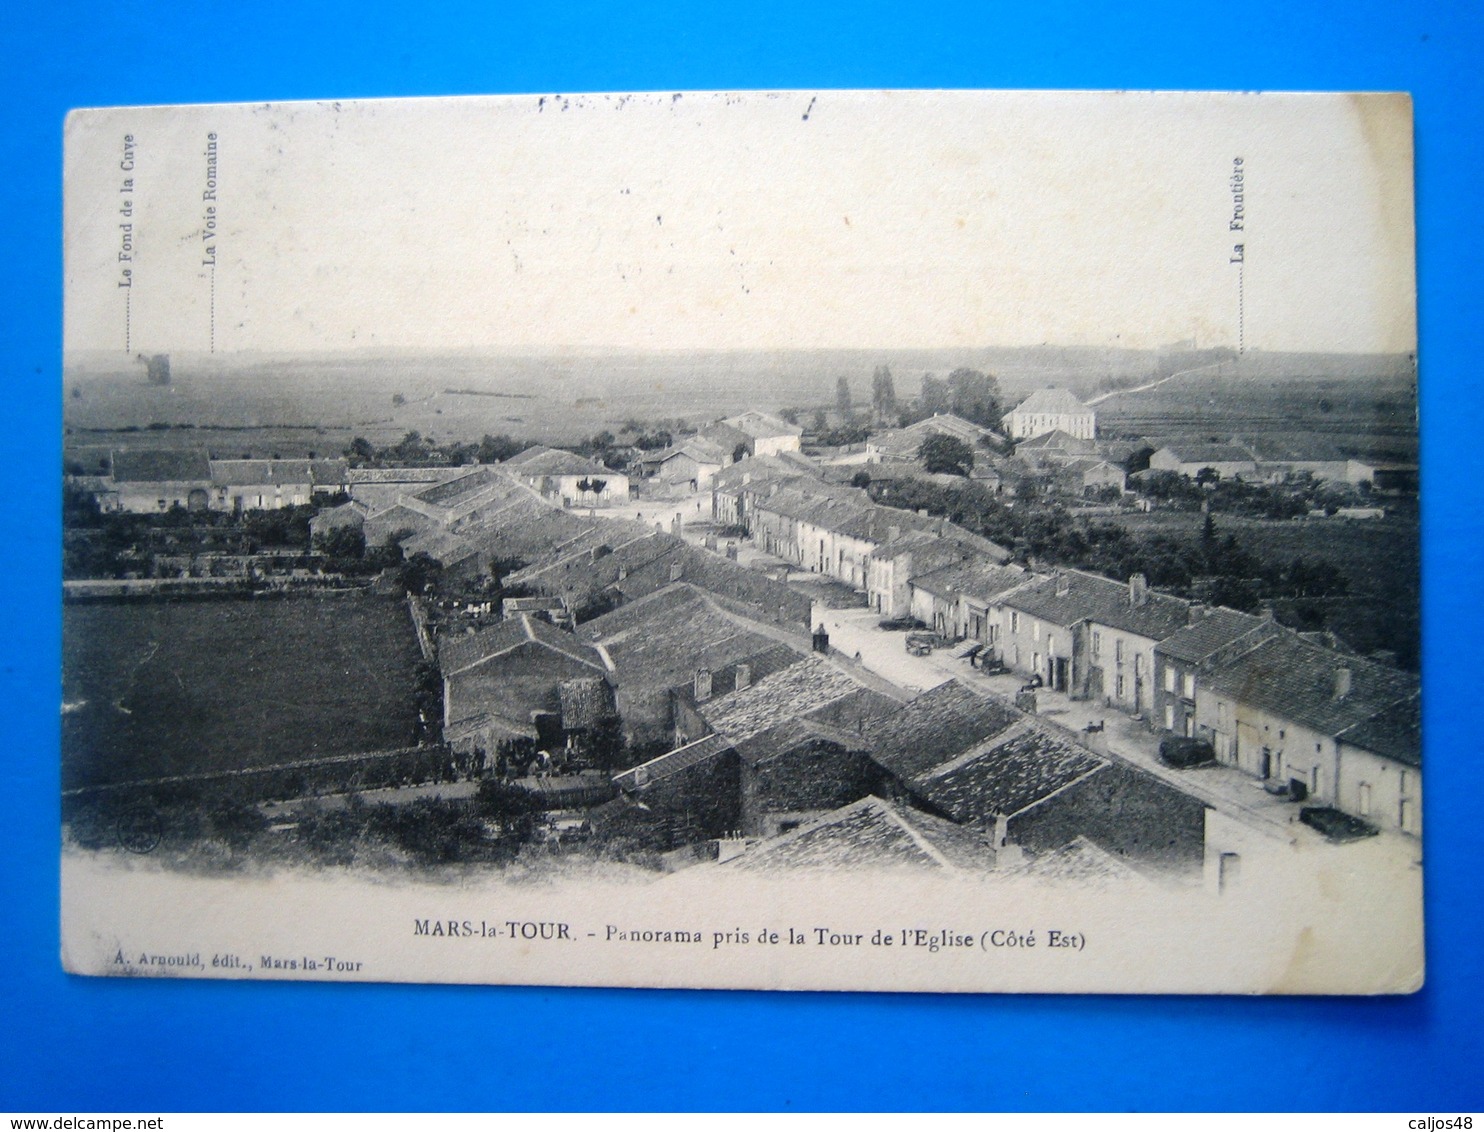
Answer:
xmin=1005 ymin=389 xmax=1096 ymax=442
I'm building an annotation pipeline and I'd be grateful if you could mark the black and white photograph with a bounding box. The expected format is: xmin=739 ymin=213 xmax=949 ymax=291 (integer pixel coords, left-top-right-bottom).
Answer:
xmin=60 ymin=90 xmax=1421 ymax=994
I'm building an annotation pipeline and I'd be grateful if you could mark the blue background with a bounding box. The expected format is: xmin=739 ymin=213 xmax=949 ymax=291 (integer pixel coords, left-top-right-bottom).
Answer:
xmin=6 ymin=0 xmax=1481 ymax=1112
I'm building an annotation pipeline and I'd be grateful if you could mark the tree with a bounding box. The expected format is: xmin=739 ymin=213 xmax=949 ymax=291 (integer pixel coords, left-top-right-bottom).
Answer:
xmin=732 ymin=442 xmax=750 ymax=464
xmin=945 ymin=368 xmax=1003 ymax=430
xmin=1194 ymin=466 xmax=1221 ymax=488
xmin=870 ymin=365 xmax=897 ymax=417
xmin=918 ymin=433 xmax=975 ymax=476
xmin=919 ymin=373 xmax=949 ymax=415
xmin=397 ymin=551 xmax=443 ymax=595
xmin=850 ymin=470 xmax=873 ymax=488
xmin=314 ymin=524 xmax=366 ymax=562
xmin=1124 ymin=445 xmax=1155 ymax=476
xmin=348 ymin=437 xmax=376 ymax=464
xmin=835 ymin=376 xmax=853 ymax=418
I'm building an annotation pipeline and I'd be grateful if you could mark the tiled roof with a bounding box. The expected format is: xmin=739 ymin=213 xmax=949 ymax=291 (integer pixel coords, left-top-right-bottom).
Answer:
xmin=729 ymin=718 xmax=863 ymax=766
xmin=867 ymin=529 xmax=948 ymax=562
xmin=579 ymin=586 xmax=797 ymax=693
xmin=710 ymin=460 xmax=812 ymax=496
xmin=1011 ymin=389 xmax=1092 ymax=416
xmin=1241 ymin=435 xmax=1353 ymax=463
xmin=1156 ymin=608 xmax=1271 ymax=664
xmin=443 ymin=709 xmax=537 ymax=742
xmin=1336 ymin=693 xmax=1421 ymax=767
xmin=673 ymin=643 xmax=804 ymax=710
xmin=911 ymin=723 xmax=1105 ymax=820
xmin=909 ymin=560 xmax=1025 ymax=605
xmin=501 ymin=445 xmax=558 ymax=467
xmin=1203 ymin=632 xmax=1420 ymax=756
xmin=439 ymin=613 xmax=608 ymax=676
xmin=110 ymin=449 xmax=212 ymax=483
xmin=413 ymin=466 xmax=509 ymax=506
xmin=503 ymin=449 xmax=614 ymax=478
xmin=1058 ymin=458 xmax=1122 ymax=478
xmin=698 ymin=422 xmax=755 ymax=452
xmin=1000 ymin=570 xmax=1191 ymax=640
xmin=720 ymin=797 xmax=995 ymax=873
xmin=869 ymin=682 xmax=1022 ymax=781
xmin=346 ymin=467 xmax=464 ymax=485
xmin=721 ymin=410 xmax=803 ymax=439
xmin=1011 ymin=835 xmax=1148 ymax=885
xmin=511 ymin=773 xmax=618 ymax=809
xmin=699 ymin=656 xmax=864 ymax=743
xmin=401 ymin=529 xmax=477 ymax=567
xmin=611 ymin=542 xmax=809 ymax=625
xmin=652 ymin=437 xmax=730 ymax=466
xmin=613 ymin=733 xmax=735 ymax=791
xmin=559 ymin=677 xmax=617 ymax=729
xmin=457 ymin=495 xmax=597 ymax=562
xmin=208 ymin=458 xmax=348 ymax=487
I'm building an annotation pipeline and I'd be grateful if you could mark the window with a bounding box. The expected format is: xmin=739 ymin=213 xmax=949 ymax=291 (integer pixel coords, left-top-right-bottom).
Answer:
xmin=1182 ymin=673 xmax=1196 ymax=699
xmin=1116 ymin=674 xmax=1125 ymax=699
xmin=1115 ymin=638 xmax=1124 ymax=663
xmin=1358 ymin=783 xmax=1372 ymax=816
xmin=1164 ymin=665 xmax=1176 ymax=693
xmin=1164 ymin=705 xmax=1175 ymax=730
xmin=1399 ymin=771 xmax=1410 ymax=795
xmin=1011 ymin=612 xmax=1020 ymax=634
xmin=1032 ymin=621 xmax=1040 ymax=642
xmin=1092 ymin=632 xmax=1102 ymax=660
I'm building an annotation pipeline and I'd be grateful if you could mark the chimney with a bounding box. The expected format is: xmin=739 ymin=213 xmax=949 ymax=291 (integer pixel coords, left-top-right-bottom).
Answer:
xmin=888 ymin=525 xmax=900 ymax=543
xmin=742 ymin=472 xmax=751 ymax=485
xmin=1129 ymin=573 xmax=1148 ymax=607
xmin=694 ymin=668 xmax=713 ymax=702
xmin=1187 ymin=602 xmax=1207 ymax=625
xmin=617 ymin=565 xmax=628 ymax=581
xmin=589 ymin=546 xmax=599 ymax=562
xmin=1055 ymin=572 xmax=1070 ymax=597
xmin=669 ymin=561 xmax=683 ymax=582
xmin=1333 ymin=666 xmax=1352 ymax=701
xmin=734 ymin=663 xmax=751 ymax=692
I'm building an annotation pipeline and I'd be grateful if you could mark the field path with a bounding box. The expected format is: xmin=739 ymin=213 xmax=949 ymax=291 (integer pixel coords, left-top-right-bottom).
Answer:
xmin=1085 ymin=361 xmax=1228 ymax=406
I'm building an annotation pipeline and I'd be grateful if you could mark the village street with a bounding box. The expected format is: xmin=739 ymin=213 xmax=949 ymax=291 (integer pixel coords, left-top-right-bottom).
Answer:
xmin=588 ymin=482 xmax=1421 ymax=871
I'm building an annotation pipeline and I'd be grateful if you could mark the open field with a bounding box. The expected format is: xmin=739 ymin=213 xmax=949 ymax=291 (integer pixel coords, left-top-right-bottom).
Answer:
xmin=63 ymin=346 xmax=1416 ymax=458
xmin=62 ymin=595 xmax=422 ymax=790
xmin=1096 ymin=369 xmax=1417 ymax=463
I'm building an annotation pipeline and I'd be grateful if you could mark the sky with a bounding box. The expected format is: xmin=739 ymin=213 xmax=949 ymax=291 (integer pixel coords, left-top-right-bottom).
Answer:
xmin=63 ymin=90 xmax=1416 ymax=358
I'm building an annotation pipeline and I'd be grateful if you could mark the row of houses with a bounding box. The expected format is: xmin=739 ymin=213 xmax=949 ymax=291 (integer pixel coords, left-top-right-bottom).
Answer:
xmin=709 ymin=449 xmax=1419 ymax=838
xmin=83 ymin=450 xmax=353 ymax=513
xmin=1147 ymin=436 xmax=1379 ymax=485
xmin=922 ymin=564 xmax=1420 ymax=836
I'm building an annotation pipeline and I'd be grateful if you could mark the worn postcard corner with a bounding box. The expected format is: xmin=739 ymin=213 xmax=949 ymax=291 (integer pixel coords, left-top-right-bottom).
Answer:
xmin=61 ymin=90 xmax=1421 ymax=995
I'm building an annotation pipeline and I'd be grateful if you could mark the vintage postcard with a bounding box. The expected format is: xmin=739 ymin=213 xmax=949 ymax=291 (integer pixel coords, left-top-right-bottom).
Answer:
xmin=61 ymin=91 xmax=1421 ymax=993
